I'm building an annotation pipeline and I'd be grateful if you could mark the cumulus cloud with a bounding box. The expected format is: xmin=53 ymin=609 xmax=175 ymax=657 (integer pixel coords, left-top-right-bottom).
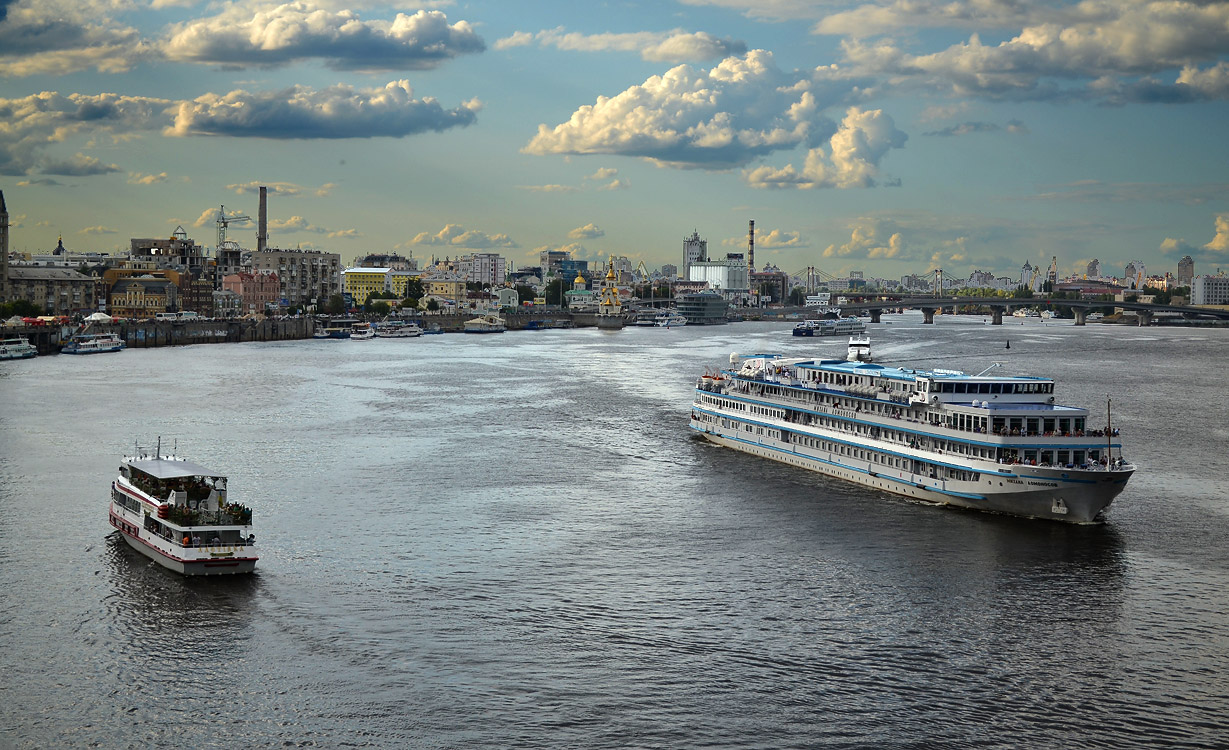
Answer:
xmin=409 ymin=224 xmax=519 ymax=249
xmin=835 ymin=2 xmax=1229 ymax=102
xmin=1160 ymin=214 xmax=1229 ymax=263
xmin=163 ymin=5 xmax=485 ymax=71
xmin=568 ymin=223 xmax=605 ymax=240
xmin=17 ymin=178 xmax=63 ymax=186
xmin=524 ymin=50 xmax=842 ymax=169
xmin=226 ymin=181 xmax=303 ymax=196
xmin=742 ymin=106 xmax=906 ymax=189
xmin=165 ymin=80 xmax=480 ymax=139
xmin=750 ymin=228 xmax=805 ymax=248
xmin=586 ymin=167 xmax=619 ymax=181
xmin=0 ymin=90 xmax=170 ymax=175
xmin=0 ymin=0 xmax=153 ymax=76
xmin=129 ymin=171 xmax=169 ymax=185
xmin=496 ymin=27 xmax=745 ymax=62
xmin=822 ymin=220 xmax=906 ymax=259
xmin=79 ymin=225 xmax=118 ymax=235
xmin=41 ymin=152 xmax=121 ymax=176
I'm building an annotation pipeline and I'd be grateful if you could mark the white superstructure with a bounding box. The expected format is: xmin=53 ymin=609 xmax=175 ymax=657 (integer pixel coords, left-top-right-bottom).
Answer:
xmin=690 ymin=354 xmax=1134 ymax=523
xmin=0 ymin=336 xmax=37 ymax=360
xmin=109 ymin=443 xmax=257 ymax=575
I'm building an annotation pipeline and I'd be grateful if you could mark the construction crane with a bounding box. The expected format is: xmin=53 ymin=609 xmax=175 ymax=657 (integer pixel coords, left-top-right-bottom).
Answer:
xmin=216 ymin=205 xmax=252 ymax=251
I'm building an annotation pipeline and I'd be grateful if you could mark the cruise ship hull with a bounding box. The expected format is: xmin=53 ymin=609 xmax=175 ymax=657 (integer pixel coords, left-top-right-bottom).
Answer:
xmin=111 ymin=508 xmax=257 ymax=574
xmin=692 ymin=424 xmax=1132 ymax=524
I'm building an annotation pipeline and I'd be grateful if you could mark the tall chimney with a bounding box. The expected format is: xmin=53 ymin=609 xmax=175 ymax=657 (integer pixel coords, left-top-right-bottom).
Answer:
xmin=258 ymin=186 xmax=268 ymax=252
xmin=748 ymin=219 xmax=755 ymax=273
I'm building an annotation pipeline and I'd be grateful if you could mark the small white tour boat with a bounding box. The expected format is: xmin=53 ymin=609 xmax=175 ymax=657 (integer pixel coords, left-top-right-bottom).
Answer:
xmin=109 ymin=441 xmax=257 ymax=575
xmin=0 ymin=336 xmax=38 ymax=360
xmin=376 ymin=321 xmax=424 ymax=338
xmin=847 ymin=335 xmax=872 ymax=362
xmin=654 ymin=311 xmax=688 ymax=328
xmin=62 ymin=332 xmax=125 ymax=354
xmin=350 ymin=322 xmax=376 ymax=340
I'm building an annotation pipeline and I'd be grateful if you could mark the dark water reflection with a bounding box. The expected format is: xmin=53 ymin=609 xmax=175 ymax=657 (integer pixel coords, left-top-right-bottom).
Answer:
xmin=1 ymin=317 xmax=1226 ymax=748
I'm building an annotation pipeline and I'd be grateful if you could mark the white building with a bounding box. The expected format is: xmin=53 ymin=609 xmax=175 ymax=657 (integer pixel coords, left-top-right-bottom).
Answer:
xmin=1191 ymin=275 xmax=1229 ymax=305
xmin=460 ymin=253 xmax=507 ymax=286
xmin=682 ymin=230 xmax=707 ymax=278
xmin=688 ymin=253 xmax=749 ymax=301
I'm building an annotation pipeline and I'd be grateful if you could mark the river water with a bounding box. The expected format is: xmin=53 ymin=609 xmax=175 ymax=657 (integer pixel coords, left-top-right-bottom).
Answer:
xmin=1 ymin=313 xmax=1227 ymax=749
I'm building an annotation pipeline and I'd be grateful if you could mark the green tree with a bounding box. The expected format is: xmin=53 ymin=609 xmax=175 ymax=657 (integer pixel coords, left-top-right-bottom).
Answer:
xmin=402 ymin=277 xmax=425 ymax=300
xmin=369 ymin=300 xmax=391 ymax=316
xmin=515 ymin=285 xmax=536 ymax=304
xmin=425 ymin=298 xmax=440 ymax=312
xmin=0 ymin=299 xmax=41 ymax=317
xmin=325 ymin=294 xmax=346 ymax=315
xmin=544 ymin=278 xmax=565 ymax=306
xmin=787 ymin=287 xmax=807 ymax=306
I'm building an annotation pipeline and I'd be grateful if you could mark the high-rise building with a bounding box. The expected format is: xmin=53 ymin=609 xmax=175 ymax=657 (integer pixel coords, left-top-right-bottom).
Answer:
xmin=682 ymin=230 xmax=707 ymax=278
xmin=1087 ymin=258 xmax=1101 ymax=279
xmin=250 ymin=247 xmax=342 ymax=309
xmin=1177 ymin=255 xmax=1195 ymax=287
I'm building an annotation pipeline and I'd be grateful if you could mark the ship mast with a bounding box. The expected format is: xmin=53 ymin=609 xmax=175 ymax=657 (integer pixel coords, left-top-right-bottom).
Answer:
xmin=1106 ymin=396 xmax=1112 ymax=465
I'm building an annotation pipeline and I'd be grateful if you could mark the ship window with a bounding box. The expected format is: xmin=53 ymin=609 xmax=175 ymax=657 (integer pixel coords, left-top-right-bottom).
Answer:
xmin=956 ymin=383 xmax=967 ymax=393
xmin=990 ymin=384 xmax=1002 ymax=394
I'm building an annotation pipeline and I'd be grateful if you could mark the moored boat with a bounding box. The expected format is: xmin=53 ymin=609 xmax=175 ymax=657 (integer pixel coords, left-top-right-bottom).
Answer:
xmin=654 ymin=311 xmax=687 ymax=328
xmin=375 ymin=321 xmax=423 ymax=338
xmin=0 ymin=336 xmax=38 ymax=360
xmin=690 ymin=354 xmax=1134 ymax=523
xmin=109 ymin=441 xmax=257 ymax=575
xmin=350 ymin=322 xmax=376 ymax=340
xmin=792 ymin=317 xmax=865 ymax=337
xmin=62 ymin=332 xmax=125 ymax=354
xmin=463 ymin=314 xmax=507 ymax=333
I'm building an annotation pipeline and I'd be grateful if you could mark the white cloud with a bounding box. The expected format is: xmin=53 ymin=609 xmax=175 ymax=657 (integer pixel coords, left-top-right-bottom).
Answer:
xmin=163 ymin=5 xmax=484 ymax=71
xmin=0 ymin=0 xmax=152 ymax=76
xmin=165 ymin=80 xmax=480 ymax=139
xmin=79 ymin=225 xmax=118 ymax=235
xmin=568 ymin=223 xmax=605 ymax=240
xmin=41 ymin=152 xmax=121 ymax=176
xmin=128 ymin=171 xmax=169 ymax=185
xmin=498 ymin=27 xmax=745 ymax=62
xmin=524 ymin=50 xmax=831 ymax=169
xmin=409 ymin=224 xmax=519 ymax=249
xmin=822 ymin=220 xmax=906 ymax=259
xmin=585 ymin=167 xmax=619 ymax=181
xmin=835 ymin=2 xmax=1229 ymax=102
xmin=743 ymin=106 xmax=906 ymax=189
xmin=226 ymin=181 xmax=304 ymax=196
xmin=0 ymin=90 xmax=170 ymax=175
xmin=1160 ymin=213 xmax=1229 ymax=262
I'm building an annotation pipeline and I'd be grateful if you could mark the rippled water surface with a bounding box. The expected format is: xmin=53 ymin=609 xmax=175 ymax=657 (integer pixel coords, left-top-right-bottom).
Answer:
xmin=2 ymin=315 xmax=1227 ymax=748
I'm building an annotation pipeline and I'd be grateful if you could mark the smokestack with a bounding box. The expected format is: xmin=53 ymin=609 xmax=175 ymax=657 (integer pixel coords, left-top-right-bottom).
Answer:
xmin=258 ymin=186 xmax=268 ymax=252
xmin=748 ymin=219 xmax=755 ymax=273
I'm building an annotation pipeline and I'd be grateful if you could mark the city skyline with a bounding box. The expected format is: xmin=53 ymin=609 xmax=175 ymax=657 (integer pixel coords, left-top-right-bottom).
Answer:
xmin=2 ymin=0 xmax=1228 ymax=280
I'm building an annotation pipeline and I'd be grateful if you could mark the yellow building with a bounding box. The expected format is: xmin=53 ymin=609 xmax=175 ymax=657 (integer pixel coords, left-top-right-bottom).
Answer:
xmin=342 ymin=267 xmax=390 ymax=305
xmin=423 ymin=274 xmax=466 ymax=307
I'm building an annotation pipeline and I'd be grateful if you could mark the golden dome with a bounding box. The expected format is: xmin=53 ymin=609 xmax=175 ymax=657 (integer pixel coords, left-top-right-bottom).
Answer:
xmin=574 ymin=271 xmax=586 ymax=285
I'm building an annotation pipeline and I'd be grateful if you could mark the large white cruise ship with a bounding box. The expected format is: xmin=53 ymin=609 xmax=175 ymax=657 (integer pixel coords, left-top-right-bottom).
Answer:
xmin=690 ymin=353 xmax=1134 ymax=523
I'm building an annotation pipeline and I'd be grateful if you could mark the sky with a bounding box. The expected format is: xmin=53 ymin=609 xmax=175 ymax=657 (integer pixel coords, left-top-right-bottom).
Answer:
xmin=2 ymin=0 xmax=1228 ymax=282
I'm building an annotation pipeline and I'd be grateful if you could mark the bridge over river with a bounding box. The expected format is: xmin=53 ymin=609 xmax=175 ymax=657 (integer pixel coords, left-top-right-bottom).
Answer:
xmin=835 ymin=296 xmax=1229 ymax=325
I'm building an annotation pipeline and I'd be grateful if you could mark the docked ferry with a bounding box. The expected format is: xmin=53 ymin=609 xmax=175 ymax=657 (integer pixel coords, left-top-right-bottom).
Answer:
xmin=0 ymin=336 xmax=38 ymax=360
xmin=792 ymin=317 xmax=866 ymax=337
xmin=109 ymin=443 xmax=257 ymax=575
xmin=62 ymin=332 xmax=125 ymax=354
xmin=690 ymin=354 xmax=1134 ymax=523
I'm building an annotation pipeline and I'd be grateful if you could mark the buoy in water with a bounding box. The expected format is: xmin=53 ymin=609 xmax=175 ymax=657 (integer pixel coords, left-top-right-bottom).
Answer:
xmin=1006 ymin=339 xmax=1011 ymax=349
